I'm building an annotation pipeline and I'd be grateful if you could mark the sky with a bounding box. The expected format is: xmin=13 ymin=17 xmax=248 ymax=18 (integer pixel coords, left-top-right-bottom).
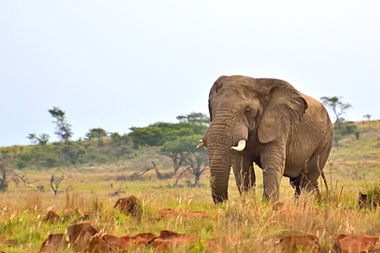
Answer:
xmin=1 ymin=0 xmax=380 ymax=146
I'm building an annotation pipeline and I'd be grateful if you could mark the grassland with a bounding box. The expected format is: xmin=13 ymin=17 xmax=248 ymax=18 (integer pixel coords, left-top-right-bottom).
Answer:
xmin=1 ymin=121 xmax=380 ymax=252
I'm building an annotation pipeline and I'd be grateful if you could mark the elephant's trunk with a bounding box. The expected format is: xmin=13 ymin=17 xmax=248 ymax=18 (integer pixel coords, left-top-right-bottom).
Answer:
xmin=207 ymin=123 xmax=233 ymax=204
xmin=206 ymin=115 xmax=248 ymax=204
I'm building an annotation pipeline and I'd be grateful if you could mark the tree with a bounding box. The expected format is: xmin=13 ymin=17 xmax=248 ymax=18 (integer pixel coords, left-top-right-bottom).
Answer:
xmin=27 ymin=133 xmax=38 ymax=145
xmin=50 ymin=174 xmax=64 ymax=196
xmin=320 ymin=96 xmax=352 ymax=124
xmin=320 ymin=97 xmax=358 ymax=146
xmin=181 ymin=135 xmax=209 ymax=186
xmin=129 ymin=121 xmax=207 ymax=148
xmin=129 ymin=126 xmax=164 ymax=148
xmin=176 ymin=112 xmax=210 ymax=125
xmin=27 ymin=133 xmax=50 ymax=145
xmin=48 ymin=106 xmax=73 ymax=141
xmin=37 ymin=134 xmax=50 ymax=145
xmin=363 ymin=114 xmax=372 ymax=121
xmin=161 ymin=138 xmax=189 ymax=175
xmin=85 ymin=128 xmax=107 ymax=139
xmin=129 ymin=113 xmax=209 ymax=175
xmin=161 ymin=135 xmax=208 ymax=186
xmin=0 ymin=150 xmax=15 ymax=191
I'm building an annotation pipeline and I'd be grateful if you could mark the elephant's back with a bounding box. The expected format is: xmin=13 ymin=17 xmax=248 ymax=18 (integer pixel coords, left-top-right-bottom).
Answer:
xmin=284 ymin=94 xmax=333 ymax=177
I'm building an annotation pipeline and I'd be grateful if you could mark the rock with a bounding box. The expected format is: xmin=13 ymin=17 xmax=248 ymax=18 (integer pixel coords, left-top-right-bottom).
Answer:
xmin=276 ymin=234 xmax=320 ymax=252
xmin=44 ymin=210 xmax=60 ymax=223
xmin=0 ymin=236 xmax=7 ymax=245
xmin=88 ymin=237 xmax=115 ymax=253
xmin=0 ymin=235 xmax=17 ymax=247
xmin=359 ymin=192 xmax=368 ymax=209
xmin=65 ymin=222 xmax=98 ymax=252
xmin=272 ymin=202 xmax=285 ymax=211
xmin=40 ymin=234 xmax=68 ymax=253
xmin=114 ymin=196 xmax=142 ymax=222
xmin=89 ymin=232 xmax=158 ymax=252
xmin=120 ymin=232 xmax=157 ymax=245
xmin=334 ymin=234 xmax=380 ymax=253
xmin=89 ymin=235 xmax=130 ymax=253
xmin=150 ymin=230 xmax=196 ymax=251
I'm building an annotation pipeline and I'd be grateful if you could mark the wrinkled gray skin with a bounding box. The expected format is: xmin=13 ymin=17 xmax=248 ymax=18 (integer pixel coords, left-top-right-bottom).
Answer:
xmin=202 ymin=75 xmax=333 ymax=204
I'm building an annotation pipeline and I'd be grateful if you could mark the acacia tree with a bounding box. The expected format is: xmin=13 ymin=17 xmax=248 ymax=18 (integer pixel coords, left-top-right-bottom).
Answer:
xmin=320 ymin=96 xmax=352 ymax=124
xmin=161 ymin=134 xmax=208 ymax=186
xmin=176 ymin=112 xmax=210 ymax=125
xmin=27 ymin=133 xmax=50 ymax=145
xmin=320 ymin=97 xmax=358 ymax=146
xmin=160 ymin=140 xmax=187 ymax=175
xmin=181 ymin=135 xmax=208 ymax=186
xmin=363 ymin=114 xmax=371 ymax=121
xmin=129 ymin=126 xmax=164 ymax=148
xmin=85 ymin=128 xmax=107 ymax=139
xmin=48 ymin=106 xmax=73 ymax=141
xmin=130 ymin=113 xmax=209 ymax=179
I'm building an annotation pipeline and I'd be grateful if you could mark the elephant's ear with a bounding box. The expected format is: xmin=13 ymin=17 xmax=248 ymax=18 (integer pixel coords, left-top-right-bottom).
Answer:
xmin=257 ymin=79 xmax=308 ymax=144
xmin=208 ymin=75 xmax=228 ymax=121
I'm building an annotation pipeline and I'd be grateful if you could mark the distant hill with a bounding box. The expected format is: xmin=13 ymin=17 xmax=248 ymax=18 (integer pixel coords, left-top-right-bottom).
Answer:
xmin=1 ymin=120 xmax=380 ymax=183
xmin=329 ymin=120 xmax=380 ymax=183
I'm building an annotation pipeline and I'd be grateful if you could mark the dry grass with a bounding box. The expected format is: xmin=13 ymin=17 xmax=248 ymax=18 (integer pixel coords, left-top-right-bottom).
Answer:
xmin=1 ymin=170 xmax=380 ymax=252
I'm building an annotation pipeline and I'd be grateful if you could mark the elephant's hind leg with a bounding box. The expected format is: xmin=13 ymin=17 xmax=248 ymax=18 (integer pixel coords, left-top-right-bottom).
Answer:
xmin=299 ymin=148 xmax=330 ymax=196
xmin=289 ymin=156 xmax=320 ymax=197
xmin=300 ymin=140 xmax=332 ymax=195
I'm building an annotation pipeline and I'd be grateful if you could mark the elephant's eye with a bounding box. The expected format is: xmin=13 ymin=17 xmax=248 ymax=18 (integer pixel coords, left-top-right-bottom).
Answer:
xmin=244 ymin=107 xmax=257 ymax=129
xmin=244 ymin=107 xmax=251 ymax=116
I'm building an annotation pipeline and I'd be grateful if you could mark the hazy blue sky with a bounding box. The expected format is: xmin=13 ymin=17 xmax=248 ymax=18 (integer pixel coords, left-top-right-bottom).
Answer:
xmin=1 ymin=1 xmax=379 ymax=146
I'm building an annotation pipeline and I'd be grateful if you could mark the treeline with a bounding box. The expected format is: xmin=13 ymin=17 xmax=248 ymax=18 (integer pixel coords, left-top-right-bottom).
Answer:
xmin=0 ymin=111 xmax=210 ymax=190
xmin=3 ymin=133 xmax=131 ymax=170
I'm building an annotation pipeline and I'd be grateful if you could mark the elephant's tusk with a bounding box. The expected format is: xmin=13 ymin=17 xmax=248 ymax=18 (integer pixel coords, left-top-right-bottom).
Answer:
xmin=196 ymin=139 xmax=204 ymax=149
xmin=231 ymin=140 xmax=246 ymax=151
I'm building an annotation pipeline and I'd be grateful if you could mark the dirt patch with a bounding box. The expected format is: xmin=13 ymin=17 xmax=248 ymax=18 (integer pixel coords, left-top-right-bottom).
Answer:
xmin=159 ymin=208 xmax=213 ymax=218
xmin=149 ymin=230 xmax=196 ymax=251
xmin=275 ymin=234 xmax=320 ymax=252
xmin=334 ymin=234 xmax=380 ymax=252
xmin=40 ymin=234 xmax=68 ymax=253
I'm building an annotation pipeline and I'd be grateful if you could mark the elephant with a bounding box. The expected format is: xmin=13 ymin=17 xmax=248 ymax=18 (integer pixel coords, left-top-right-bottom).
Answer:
xmin=198 ymin=75 xmax=333 ymax=203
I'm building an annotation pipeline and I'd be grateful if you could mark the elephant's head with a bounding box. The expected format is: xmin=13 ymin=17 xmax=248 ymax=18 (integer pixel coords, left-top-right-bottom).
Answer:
xmin=201 ymin=75 xmax=307 ymax=203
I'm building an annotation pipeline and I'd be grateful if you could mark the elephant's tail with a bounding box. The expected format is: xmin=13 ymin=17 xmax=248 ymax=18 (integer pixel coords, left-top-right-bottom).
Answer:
xmin=321 ymin=171 xmax=328 ymax=194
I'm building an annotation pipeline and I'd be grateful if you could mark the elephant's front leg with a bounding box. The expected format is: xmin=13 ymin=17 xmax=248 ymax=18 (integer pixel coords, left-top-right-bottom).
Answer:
xmin=260 ymin=141 xmax=286 ymax=201
xmin=233 ymin=154 xmax=255 ymax=194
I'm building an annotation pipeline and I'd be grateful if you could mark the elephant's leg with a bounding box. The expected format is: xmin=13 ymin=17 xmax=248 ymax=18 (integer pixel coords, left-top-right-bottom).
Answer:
xmin=299 ymin=153 xmax=322 ymax=195
xmin=260 ymin=141 xmax=286 ymax=201
xmin=289 ymin=177 xmax=301 ymax=197
xmin=300 ymin=144 xmax=332 ymax=195
xmin=232 ymin=155 xmax=255 ymax=193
